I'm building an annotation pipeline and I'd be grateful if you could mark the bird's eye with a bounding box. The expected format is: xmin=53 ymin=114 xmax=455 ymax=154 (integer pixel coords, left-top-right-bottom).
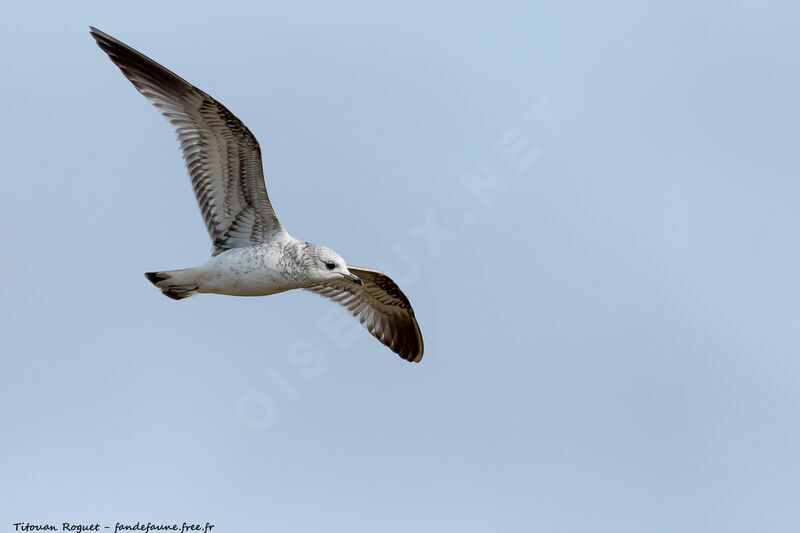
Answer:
xmin=325 ymin=262 xmax=336 ymax=270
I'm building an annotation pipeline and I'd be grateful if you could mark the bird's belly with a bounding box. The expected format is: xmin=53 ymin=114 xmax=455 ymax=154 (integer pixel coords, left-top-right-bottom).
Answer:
xmin=205 ymin=274 xmax=293 ymax=297
xmin=196 ymin=247 xmax=298 ymax=297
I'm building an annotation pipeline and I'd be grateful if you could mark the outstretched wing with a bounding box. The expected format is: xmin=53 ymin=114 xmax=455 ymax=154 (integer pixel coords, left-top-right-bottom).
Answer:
xmin=306 ymin=267 xmax=424 ymax=362
xmin=90 ymin=27 xmax=284 ymax=254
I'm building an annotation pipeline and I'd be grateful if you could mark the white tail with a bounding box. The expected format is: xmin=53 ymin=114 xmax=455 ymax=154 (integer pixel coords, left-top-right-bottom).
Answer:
xmin=144 ymin=268 xmax=199 ymax=300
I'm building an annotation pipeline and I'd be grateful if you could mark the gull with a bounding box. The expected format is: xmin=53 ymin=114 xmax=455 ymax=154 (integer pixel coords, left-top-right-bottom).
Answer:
xmin=90 ymin=27 xmax=424 ymax=362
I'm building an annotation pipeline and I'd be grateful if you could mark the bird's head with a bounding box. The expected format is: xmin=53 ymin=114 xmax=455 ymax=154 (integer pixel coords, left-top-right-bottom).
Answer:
xmin=304 ymin=244 xmax=362 ymax=286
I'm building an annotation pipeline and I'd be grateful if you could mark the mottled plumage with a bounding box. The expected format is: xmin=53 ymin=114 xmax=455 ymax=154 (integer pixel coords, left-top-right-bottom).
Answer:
xmin=91 ymin=27 xmax=423 ymax=362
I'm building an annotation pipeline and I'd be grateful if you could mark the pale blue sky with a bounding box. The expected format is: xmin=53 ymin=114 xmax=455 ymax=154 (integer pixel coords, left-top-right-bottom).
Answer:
xmin=2 ymin=1 xmax=800 ymax=531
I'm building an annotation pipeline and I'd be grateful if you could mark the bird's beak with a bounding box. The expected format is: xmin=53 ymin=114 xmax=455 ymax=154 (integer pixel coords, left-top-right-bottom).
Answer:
xmin=343 ymin=273 xmax=363 ymax=286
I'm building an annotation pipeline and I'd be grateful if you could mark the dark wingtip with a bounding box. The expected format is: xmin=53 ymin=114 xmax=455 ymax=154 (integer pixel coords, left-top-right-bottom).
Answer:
xmin=89 ymin=26 xmax=109 ymax=42
xmin=89 ymin=26 xmax=119 ymax=55
xmin=406 ymin=349 xmax=424 ymax=363
xmin=396 ymin=339 xmax=423 ymax=363
xmin=402 ymin=321 xmax=424 ymax=363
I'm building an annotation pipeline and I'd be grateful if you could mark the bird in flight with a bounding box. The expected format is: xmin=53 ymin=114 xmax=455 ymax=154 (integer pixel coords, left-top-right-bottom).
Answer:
xmin=90 ymin=27 xmax=423 ymax=362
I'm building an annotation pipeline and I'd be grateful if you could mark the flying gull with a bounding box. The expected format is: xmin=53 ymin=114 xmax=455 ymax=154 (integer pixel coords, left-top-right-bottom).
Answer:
xmin=90 ymin=27 xmax=424 ymax=362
